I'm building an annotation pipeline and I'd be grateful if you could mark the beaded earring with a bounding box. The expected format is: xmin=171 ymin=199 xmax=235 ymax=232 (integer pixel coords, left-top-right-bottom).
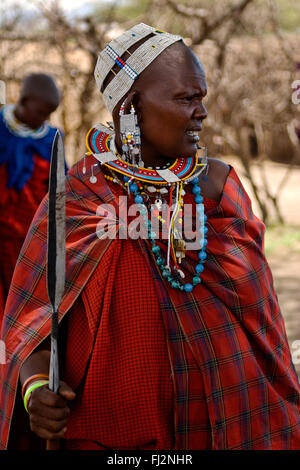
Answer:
xmin=119 ymin=101 xmax=142 ymax=167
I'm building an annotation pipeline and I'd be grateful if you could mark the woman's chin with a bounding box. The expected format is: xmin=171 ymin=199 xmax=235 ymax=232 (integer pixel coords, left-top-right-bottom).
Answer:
xmin=179 ymin=140 xmax=199 ymax=156
xmin=180 ymin=146 xmax=198 ymax=159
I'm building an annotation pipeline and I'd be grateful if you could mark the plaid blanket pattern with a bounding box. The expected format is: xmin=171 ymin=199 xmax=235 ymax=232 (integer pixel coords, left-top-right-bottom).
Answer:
xmin=1 ymin=155 xmax=300 ymax=449
xmin=141 ymin=172 xmax=300 ymax=449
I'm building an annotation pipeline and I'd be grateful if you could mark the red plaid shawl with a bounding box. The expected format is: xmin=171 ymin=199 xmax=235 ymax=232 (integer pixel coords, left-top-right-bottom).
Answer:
xmin=1 ymin=155 xmax=300 ymax=450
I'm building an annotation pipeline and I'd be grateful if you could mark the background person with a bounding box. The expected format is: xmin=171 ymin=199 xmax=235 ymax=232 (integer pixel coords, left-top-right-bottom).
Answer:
xmin=0 ymin=73 xmax=62 ymax=324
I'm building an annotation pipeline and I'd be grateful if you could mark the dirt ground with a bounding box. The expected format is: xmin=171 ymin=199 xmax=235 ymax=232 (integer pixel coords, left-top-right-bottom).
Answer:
xmin=226 ymin=158 xmax=300 ymax=378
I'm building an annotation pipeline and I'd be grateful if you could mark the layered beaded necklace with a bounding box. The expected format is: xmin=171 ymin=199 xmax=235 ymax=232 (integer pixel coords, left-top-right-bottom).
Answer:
xmin=3 ymin=104 xmax=50 ymax=139
xmin=86 ymin=124 xmax=209 ymax=292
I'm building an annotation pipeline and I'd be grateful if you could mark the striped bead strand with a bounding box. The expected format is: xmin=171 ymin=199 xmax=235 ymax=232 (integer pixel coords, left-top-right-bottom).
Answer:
xmin=151 ymin=179 xmax=208 ymax=292
xmin=125 ymin=176 xmax=156 ymax=240
xmin=191 ymin=177 xmax=208 ymax=287
xmin=125 ymin=175 xmax=208 ymax=292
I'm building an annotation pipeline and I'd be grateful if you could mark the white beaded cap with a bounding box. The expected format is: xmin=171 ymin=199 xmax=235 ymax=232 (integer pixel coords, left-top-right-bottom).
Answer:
xmin=94 ymin=23 xmax=181 ymax=114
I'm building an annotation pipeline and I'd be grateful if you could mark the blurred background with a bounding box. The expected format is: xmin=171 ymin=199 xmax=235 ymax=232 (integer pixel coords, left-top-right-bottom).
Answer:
xmin=1 ymin=0 xmax=300 ymax=374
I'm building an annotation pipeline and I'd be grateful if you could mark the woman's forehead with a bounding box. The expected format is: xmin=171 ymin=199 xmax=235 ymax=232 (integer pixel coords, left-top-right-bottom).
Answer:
xmin=138 ymin=51 xmax=207 ymax=95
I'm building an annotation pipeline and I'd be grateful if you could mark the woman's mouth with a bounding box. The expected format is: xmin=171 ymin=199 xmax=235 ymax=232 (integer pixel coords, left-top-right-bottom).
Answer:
xmin=185 ymin=130 xmax=200 ymax=142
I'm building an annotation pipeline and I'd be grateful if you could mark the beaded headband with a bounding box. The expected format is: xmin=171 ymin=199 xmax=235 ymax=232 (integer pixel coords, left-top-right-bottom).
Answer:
xmin=94 ymin=23 xmax=182 ymax=114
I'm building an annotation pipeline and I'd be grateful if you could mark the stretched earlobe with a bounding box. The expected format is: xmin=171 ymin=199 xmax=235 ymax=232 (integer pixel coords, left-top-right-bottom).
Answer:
xmin=121 ymin=91 xmax=137 ymax=114
xmin=114 ymin=90 xmax=142 ymax=123
xmin=131 ymin=92 xmax=143 ymax=123
xmin=119 ymin=96 xmax=142 ymax=167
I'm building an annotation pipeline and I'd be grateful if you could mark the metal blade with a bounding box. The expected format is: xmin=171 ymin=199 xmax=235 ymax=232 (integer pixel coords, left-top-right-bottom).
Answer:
xmin=47 ymin=130 xmax=66 ymax=393
xmin=47 ymin=130 xmax=66 ymax=310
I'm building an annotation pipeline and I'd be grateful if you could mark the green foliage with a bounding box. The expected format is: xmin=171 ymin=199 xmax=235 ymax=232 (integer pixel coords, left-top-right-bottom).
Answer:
xmin=265 ymin=225 xmax=300 ymax=257
xmin=275 ymin=0 xmax=300 ymax=31
xmin=93 ymin=0 xmax=300 ymax=33
xmin=94 ymin=0 xmax=151 ymax=22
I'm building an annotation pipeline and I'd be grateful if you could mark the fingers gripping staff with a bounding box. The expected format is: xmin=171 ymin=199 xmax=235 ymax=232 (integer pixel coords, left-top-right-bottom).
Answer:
xmin=47 ymin=131 xmax=66 ymax=447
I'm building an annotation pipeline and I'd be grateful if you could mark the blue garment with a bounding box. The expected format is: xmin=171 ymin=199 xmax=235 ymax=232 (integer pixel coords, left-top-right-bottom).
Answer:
xmin=0 ymin=108 xmax=58 ymax=190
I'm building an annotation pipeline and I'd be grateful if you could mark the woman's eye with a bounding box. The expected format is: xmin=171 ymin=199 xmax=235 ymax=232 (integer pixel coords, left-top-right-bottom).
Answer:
xmin=179 ymin=96 xmax=203 ymax=103
xmin=179 ymin=96 xmax=193 ymax=103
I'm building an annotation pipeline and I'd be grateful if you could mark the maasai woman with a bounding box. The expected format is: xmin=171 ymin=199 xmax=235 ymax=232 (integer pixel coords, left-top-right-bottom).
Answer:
xmin=0 ymin=73 xmax=62 ymax=323
xmin=1 ymin=24 xmax=300 ymax=450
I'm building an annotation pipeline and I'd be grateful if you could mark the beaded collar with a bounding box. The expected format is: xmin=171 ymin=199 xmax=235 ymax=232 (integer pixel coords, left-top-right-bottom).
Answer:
xmin=86 ymin=124 xmax=206 ymax=185
xmin=2 ymin=104 xmax=50 ymax=139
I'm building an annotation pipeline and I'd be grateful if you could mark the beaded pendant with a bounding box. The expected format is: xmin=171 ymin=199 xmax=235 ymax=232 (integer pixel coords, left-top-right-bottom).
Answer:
xmin=124 ymin=175 xmax=208 ymax=293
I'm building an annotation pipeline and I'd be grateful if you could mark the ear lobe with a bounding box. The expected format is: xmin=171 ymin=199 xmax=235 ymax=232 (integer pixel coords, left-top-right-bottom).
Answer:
xmin=132 ymin=91 xmax=143 ymax=123
xmin=120 ymin=90 xmax=143 ymax=122
xmin=121 ymin=91 xmax=136 ymax=114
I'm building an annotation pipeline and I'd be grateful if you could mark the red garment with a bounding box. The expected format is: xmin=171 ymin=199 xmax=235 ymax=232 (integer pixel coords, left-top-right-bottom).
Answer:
xmin=0 ymin=154 xmax=50 ymax=323
xmin=63 ymin=193 xmax=218 ymax=450
xmin=1 ymin=156 xmax=300 ymax=450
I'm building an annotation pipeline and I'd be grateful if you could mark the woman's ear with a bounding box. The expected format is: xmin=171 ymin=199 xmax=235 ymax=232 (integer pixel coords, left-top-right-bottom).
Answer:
xmin=120 ymin=91 xmax=133 ymax=114
xmin=112 ymin=90 xmax=142 ymax=137
xmin=132 ymin=91 xmax=142 ymax=123
xmin=120 ymin=90 xmax=142 ymax=122
xmin=121 ymin=90 xmax=137 ymax=108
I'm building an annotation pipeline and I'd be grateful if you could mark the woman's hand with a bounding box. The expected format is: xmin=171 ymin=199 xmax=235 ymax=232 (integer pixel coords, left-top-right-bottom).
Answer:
xmin=27 ymin=381 xmax=76 ymax=441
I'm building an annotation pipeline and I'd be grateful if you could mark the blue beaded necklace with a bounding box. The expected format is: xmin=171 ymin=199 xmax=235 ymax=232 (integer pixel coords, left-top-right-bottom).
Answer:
xmin=123 ymin=175 xmax=208 ymax=292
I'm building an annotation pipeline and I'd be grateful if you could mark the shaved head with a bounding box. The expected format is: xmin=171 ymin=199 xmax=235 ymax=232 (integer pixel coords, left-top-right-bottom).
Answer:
xmin=15 ymin=73 xmax=61 ymax=129
xmin=135 ymin=41 xmax=205 ymax=87
xmin=113 ymin=41 xmax=205 ymax=117
xmin=20 ymin=73 xmax=61 ymax=108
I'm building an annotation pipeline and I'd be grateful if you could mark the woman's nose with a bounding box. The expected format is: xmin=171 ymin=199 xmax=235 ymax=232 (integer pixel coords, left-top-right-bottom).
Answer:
xmin=193 ymin=102 xmax=207 ymax=121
